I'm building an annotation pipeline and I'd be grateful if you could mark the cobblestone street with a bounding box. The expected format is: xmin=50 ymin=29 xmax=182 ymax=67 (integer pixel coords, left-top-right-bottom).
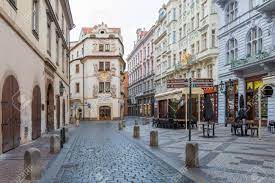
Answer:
xmin=41 ymin=121 xmax=193 ymax=183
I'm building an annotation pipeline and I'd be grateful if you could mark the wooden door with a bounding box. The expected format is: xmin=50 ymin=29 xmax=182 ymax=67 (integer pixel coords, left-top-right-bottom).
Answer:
xmin=56 ymin=96 xmax=60 ymax=129
xmin=1 ymin=75 xmax=21 ymax=153
xmin=32 ymin=86 xmax=41 ymax=140
xmin=47 ymin=85 xmax=54 ymax=131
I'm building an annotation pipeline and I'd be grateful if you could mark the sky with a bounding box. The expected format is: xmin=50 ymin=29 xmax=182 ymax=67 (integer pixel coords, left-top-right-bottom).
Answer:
xmin=69 ymin=0 xmax=167 ymax=58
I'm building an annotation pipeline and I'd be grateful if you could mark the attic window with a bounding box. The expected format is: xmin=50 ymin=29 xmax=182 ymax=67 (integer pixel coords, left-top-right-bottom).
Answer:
xmin=100 ymin=30 xmax=105 ymax=34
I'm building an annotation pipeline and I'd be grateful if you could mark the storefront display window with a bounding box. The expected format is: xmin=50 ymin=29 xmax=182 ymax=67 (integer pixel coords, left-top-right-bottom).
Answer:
xmin=246 ymin=79 xmax=268 ymax=121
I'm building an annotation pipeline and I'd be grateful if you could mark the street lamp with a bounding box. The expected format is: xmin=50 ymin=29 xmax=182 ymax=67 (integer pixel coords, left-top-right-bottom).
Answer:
xmin=219 ymin=79 xmax=234 ymax=127
xmin=59 ymin=81 xmax=65 ymax=96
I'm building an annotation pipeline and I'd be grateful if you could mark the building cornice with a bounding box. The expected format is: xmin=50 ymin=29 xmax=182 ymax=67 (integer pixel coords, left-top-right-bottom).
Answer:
xmin=70 ymin=36 xmax=124 ymax=52
xmin=45 ymin=0 xmax=71 ymax=50
xmin=127 ymin=25 xmax=156 ymax=60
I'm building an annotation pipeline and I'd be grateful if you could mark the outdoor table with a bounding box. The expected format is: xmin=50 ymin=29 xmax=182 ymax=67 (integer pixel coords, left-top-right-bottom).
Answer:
xmin=200 ymin=122 xmax=215 ymax=137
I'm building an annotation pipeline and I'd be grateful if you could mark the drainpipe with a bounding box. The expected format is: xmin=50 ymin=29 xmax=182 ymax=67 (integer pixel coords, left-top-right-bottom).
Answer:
xmin=82 ymin=60 xmax=85 ymax=120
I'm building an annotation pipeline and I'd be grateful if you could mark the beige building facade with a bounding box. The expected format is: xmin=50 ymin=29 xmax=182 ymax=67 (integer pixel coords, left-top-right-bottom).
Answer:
xmin=70 ymin=23 xmax=125 ymax=121
xmin=0 ymin=0 xmax=74 ymax=153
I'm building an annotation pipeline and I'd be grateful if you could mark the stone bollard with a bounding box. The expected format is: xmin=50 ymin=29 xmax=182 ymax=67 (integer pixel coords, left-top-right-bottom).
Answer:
xmin=76 ymin=119 xmax=80 ymax=127
xmin=122 ymin=120 xmax=126 ymax=128
xmin=150 ymin=130 xmax=158 ymax=147
xmin=64 ymin=127 xmax=69 ymax=142
xmin=24 ymin=148 xmax=41 ymax=181
xmin=133 ymin=125 xmax=140 ymax=138
xmin=185 ymin=143 xmax=199 ymax=168
xmin=118 ymin=122 xmax=123 ymax=130
xmin=134 ymin=120 xmax=138 ymax=126
xmin=50 ymin=135 xmax=61 ymax=154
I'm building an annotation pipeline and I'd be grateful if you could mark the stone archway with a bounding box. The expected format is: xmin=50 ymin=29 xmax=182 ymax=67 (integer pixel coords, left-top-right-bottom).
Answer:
xmin=1 ymin=75 xmax=21 ymax=153
xmin=46 ymin=84 xmax=54 ymax=132
xmin=32 ymin=85 xmax=41 ymax=140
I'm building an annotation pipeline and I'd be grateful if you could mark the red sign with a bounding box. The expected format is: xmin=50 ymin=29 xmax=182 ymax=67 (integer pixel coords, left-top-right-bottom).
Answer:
xmin=203 ymin=87 xmax=217 ymax=94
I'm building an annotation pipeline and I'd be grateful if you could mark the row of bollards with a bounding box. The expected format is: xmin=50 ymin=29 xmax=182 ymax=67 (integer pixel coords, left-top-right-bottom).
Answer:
xmin=131 ymin=121 xmax=199 ymax=168
xmin=23 ymin=127 xmax=70 ymax=181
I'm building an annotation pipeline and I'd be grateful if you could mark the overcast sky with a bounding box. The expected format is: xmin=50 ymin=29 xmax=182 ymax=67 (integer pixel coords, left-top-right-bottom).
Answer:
xmin=69 ymin=0 xmax=167 ymax=57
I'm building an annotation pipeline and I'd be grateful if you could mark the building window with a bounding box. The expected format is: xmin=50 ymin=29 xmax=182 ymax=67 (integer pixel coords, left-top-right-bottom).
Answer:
xmin=179 ymin=28 xmax=182 ymax=40
xmin=105 ymin=44 xmax=110 ymax=52
xmin=75 ymin=64 xmax=79 ymax=73
xmin=172 ymin=31 xmax=176 ymax=43
xmin=55 ymin=0 xmax=59 ymax=18
xmin=105 ymin=62 xmax=110 ymax=71
xmin=47 ymin=13 xmax=51 ymax=54
xmin=105 ymin=82 xmax=111 ymax=93
xmin=76 ymin=83 xmax=80 ymax=93
xmin=197 ymin=41 xmax=200 ymax=53
xmin=226 ymin=1 xmax=238 ymax=23
xmin=247 ymin=27 xmax=262 ymax=56
xmin=196 ymin=13 xmax=200 ymax=28
xmin=191 ymin=44 xmax=195 ymax=55
xmin=56 ymin=34 xmax=59 ymax=65
xmin=173 ymin=54 xmax=176 ymax=66
xmin=62 ymin=48 xmax=64 ymax=72
xmin=197 ymin=69 xmax=201 ymax=78
xmin=226 ymin=38 xmax=238 ymax=63
xmin=207 ymin=65 xmax=213 ymax=78
xmin=62 ymin=14 xmax=64 ymax=32
xmin=250 ymin=0 xmax=256 ymax=9
xmin=202 ymin=32 xmax=207 ymax=50
xmin=99 ymin=62 xmax=104 ymax=71
xmin=191 ymin=17 xmax=195 ymax=30
xmin=202 ymin=2 xmax=207 ymax=18
xmin=173 ymin=8 xmax=176 ymax=20
xmin=191 ymin=71 xmax=195 ymax=78
xmin=99 ymin=82 xmax=111 ymax=93
xmin=212 ymin=29 xmax=216 ymax=48
xmin=99 ymin=44 xmax=104 ymax=52
xmin=32 ymin=0 xmax=39 ymax=38
xmin=99 ymin=82 xmax=104 ymax=93
xmin=7 ymin=0 xmax=17 ymax=9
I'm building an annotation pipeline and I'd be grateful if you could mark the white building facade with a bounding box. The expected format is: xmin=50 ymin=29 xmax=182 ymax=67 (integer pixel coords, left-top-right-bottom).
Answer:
xmin=127 ymin=27 xmax=155 ymax=117
xmin=70 ymin=23 xmax=125 ymax=121
xmin=216 ymin=0 xmax=275 ymax=125
xmin=0 ymin=0 xmax=74 ymax=153
xmin=153 ymin=0 xmax=219 ymax=121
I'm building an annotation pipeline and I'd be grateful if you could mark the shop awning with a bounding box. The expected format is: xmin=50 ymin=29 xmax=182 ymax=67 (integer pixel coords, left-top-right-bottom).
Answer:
xmin=155 ymin=89 xmax=182 ymax=101
xmin=263 ymin=75 xmax=275 ymax=85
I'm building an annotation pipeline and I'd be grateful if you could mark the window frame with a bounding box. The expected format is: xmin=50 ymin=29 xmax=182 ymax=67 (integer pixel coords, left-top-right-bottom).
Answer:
xmin=32 ymin=0 xmax=39 ymax=39
xmin=226 ymin=38 xmax=238 ymax=64
xmin=246 ymin=27 xmax=263 ymax=56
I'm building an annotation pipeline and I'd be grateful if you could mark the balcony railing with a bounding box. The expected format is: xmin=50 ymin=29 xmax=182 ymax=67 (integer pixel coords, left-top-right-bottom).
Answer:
xmin=231 ymin=46 xmax=275 ymax=69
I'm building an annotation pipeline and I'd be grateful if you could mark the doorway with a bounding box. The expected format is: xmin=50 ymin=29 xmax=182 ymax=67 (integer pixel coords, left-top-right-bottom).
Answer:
xmin=1 ymin=75 xmax=21 ymax=153
xmin=46 ymin=84 xmax=54 ymax=132
xmin=32 ymin=85 xmax=41 ymax=140
xmin=99 ymin=106 xmax=111 ymax=120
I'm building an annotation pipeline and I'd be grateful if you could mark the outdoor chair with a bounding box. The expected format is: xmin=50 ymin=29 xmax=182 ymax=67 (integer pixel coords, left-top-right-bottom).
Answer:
xmin=268 ymin=120 xmax=275 ymax=133
xmin=250 ymin=127 xmax=259 ymax=137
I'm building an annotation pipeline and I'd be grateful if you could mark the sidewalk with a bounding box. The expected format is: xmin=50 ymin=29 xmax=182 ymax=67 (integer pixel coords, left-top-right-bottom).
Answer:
xmin=122 ymin=120 xmax=275 ymax=183
xmin=0 ymin=125 xmax=76 ymax=183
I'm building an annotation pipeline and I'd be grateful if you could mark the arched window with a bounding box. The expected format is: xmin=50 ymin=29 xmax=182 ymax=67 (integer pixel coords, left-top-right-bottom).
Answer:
xmin=226 ymin=38 xmax=238 ymax=63
xmin=247 ymin=27 xmax=262 ymax=56
xmin=226 ymin=1 xmax=238 ymax=23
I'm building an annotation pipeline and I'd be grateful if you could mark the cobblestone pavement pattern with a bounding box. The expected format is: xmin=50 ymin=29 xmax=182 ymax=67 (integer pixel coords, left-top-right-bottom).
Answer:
xmin=43 ymin=122 xmax=193 ymax=183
